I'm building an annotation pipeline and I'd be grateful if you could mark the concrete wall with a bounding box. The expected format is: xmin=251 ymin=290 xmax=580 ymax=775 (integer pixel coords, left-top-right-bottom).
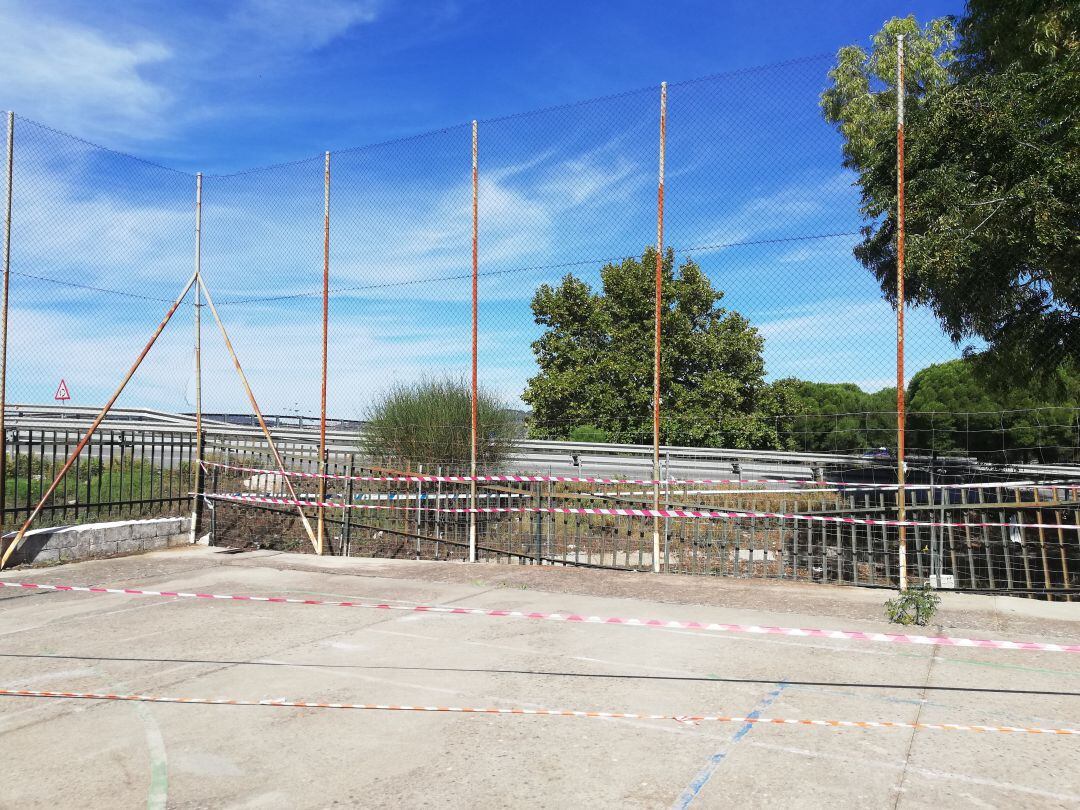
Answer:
xmin=4 ymin=516 xmax=191 ymax=566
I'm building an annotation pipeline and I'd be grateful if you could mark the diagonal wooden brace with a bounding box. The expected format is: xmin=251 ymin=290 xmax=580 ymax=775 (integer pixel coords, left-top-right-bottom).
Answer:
xmin=1 ymin=271 xmax=198 ymax=569
xmin=197 ymin=277 xmax=319 ymax=552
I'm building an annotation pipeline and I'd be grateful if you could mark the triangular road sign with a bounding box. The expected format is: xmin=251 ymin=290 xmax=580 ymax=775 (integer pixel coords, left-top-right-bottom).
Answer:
xmin=54 ymin=378 xmax=71 ymax=402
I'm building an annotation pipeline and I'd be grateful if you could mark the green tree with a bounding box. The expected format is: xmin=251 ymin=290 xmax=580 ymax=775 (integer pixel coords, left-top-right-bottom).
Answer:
xmin=779 ymin=381 xmax=897 ymax=452
xmin=773 ymin=358 xmax=1079 ymax=461
xmin=362 ymin=377 xmax=520 ymax=472
xmin=821 ymin=5 xmax=1079 ymax=381
xmin=523 ymin=248 xmax=796 ymax=449
xmin=907 ymin=357 xmax=1080 ymax=462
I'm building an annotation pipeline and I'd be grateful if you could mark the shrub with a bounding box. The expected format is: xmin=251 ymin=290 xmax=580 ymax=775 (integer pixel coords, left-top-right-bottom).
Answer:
xmin=569 ymin=425 xmax=610 ymax=443
xmin=884 ymin=585 xmax=941 ymax=627
xmin=362 ymin=377 xmax=520 ymax=473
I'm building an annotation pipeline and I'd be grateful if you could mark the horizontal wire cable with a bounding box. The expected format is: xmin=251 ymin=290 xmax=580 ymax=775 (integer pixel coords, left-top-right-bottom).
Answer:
xmin=200 ymin=461 xmax=1078 ymax=491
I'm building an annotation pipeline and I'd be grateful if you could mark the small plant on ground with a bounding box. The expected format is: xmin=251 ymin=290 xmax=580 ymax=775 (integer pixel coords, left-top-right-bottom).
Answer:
xmin=884 ymin=584 xmax=940 ymax=627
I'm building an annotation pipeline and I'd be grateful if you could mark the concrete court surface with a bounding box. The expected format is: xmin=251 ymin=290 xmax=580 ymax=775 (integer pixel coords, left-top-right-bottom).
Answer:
xmin=1 ymin=547 xmax=1079 ymax=808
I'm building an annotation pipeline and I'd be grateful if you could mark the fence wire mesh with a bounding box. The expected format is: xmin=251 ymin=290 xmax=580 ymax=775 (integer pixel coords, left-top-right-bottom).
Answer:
xmin=2 ymin=55 xmax=1077 ymax=591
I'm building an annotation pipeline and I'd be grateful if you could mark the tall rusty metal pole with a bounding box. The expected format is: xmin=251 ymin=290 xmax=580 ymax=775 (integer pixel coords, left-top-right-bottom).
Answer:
xmin=1 ymin=271 xmax=198 ymax=569
xmin=652 ymin=82 xmax=667 ymax=574
xmin=317 ymin=150 xmax=330 ymax=556
xmin=469 ymin=120 xmax=479 ymax=563
xmin=0 ymin=112 xmax=13 ymax=531
xmin=190 ymin=172 xmax=204 ymax=543
xmin=896 ymin=34 xmax=908 ymax=590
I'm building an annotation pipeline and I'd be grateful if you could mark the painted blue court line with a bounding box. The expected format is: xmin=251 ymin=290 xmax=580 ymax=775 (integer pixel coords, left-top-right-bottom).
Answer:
xmin=671 ymin=680 xmax=790 ymax=809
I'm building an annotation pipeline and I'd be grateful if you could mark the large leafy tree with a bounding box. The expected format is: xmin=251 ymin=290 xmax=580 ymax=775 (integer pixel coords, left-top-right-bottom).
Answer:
xmin=821 ymin=4 xmax=1079 ymax=381
xmin=523 ymin=248 xmax=799 ymax=449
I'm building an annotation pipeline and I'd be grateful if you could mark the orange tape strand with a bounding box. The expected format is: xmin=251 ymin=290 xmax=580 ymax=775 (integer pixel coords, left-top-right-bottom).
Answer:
xmin=1 ymin=689 xmax=1077 ymax=736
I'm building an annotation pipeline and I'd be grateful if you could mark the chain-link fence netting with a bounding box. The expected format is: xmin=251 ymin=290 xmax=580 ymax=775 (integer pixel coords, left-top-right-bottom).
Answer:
xmin=2 ymin=54 xmax=1077 ymax=586
xmin=8 ymin=116 xmax=196 ymax=410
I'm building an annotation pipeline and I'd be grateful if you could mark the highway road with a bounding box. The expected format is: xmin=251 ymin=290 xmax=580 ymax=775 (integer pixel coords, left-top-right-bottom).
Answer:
xmin=4 ymin=404 xmax=1077 ymax=483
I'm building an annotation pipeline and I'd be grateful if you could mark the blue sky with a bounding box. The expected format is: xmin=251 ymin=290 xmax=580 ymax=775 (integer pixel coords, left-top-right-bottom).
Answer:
xmin=0 ymin=0 xmax=967 ymax=417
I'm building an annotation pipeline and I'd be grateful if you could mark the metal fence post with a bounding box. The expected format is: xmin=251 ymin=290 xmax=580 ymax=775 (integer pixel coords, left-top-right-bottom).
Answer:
xmin=652 ymin=81 xmax=667 ymax=574
xmin=469 ymin=119 xmax=479 ymax=563
xmin=415 ymin=463 xmax=423 ymax=558
xmin=895 ymin=33 xmax=908 ymax=590
xmin=546 ymin=478 xmax=553 ymax=561
xmin=190 ymin=172 xmax=204 ymax=543
xmin=534 ymin=481 xmax=543 ymax=565
xmin=317 ymin=151 xmax=331 ymax=556
xmin=434 ymin=464 xmax=443 ymax=559
xmin=342 ymin=455 xmax=354 ymax=557
xmin=0 ymin=111 xmax=14 ymax=531
xmin=663 ymin=450 xmax=670 ymax=570
xmin=209 ymin=462 xmax=219 ymax=546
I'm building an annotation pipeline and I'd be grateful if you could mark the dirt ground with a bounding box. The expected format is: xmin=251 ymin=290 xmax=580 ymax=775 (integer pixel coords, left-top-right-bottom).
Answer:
xmin=1 ymin=546 xmax=1079 ymax=808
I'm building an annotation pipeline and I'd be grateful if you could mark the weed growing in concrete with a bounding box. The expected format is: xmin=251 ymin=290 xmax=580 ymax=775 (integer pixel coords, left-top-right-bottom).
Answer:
xmin=884 ymin=584 xmax=940 ymax=626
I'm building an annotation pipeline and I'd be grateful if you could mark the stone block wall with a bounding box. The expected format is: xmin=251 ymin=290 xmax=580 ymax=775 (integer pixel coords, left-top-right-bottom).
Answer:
xmin=4 ymin=516 xmax=192 ymax=566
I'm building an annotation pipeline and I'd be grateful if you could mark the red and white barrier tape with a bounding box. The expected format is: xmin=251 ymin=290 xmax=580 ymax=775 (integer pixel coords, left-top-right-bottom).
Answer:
xmin=201 ymin=461 xmax=1077 ymax=492
xmin=4 ymin=581 xmax=1077 ymax=653
xmin=1 ymin=688 xmax=1076 ymax=735
xmin=206 ymin=491 xmax=1080 ymax=532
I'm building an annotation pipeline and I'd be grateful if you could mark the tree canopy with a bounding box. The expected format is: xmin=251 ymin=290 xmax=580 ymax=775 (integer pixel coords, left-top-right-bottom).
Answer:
xmin=522 ymin=248 xmax=799 ymax=449
xmin=906 ymin=358 xmax=1080 ymax=462
xmin=779 ymin=358 xmax=1079 ymax=462
xmin=821 ymin=3 xmax=1079 ymax=381
xmin=778 ymin=381 xmax=896 ymax=453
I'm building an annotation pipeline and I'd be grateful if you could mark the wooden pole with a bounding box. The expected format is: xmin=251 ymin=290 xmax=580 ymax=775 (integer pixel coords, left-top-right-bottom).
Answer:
xmin=197 ymin=277 xmax=319 ymax=551
xmin=1 ymin=271 xmax=198 ymax=568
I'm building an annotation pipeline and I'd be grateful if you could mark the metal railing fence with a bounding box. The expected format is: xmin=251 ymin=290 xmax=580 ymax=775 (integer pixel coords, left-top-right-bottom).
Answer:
xmin=2 ymin=426 xmax=196 ymax=532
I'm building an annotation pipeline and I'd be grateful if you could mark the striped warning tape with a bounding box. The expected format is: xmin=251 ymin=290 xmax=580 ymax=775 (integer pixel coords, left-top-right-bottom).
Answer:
xmin=202 ymin=460 xmax=1078 ymax=492
xmin=1 ymin=688 xmax=1076 ymax=735
xmin=3 ymin=581 xmax=1077 ymax=653
xmin=206 ymin=491 xmax=1080 ymax=532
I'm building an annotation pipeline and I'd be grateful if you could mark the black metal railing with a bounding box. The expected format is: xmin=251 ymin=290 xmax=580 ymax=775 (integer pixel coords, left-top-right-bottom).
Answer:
xmin=2 ymin=427 xmax=197 ymax=532
xmin=203 ymin=440 xmax=1080 ymax=598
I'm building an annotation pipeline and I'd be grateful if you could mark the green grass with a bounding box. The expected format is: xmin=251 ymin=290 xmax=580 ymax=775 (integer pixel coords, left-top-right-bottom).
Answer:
xmin=4 ymin=458 xmax=192 ymax=530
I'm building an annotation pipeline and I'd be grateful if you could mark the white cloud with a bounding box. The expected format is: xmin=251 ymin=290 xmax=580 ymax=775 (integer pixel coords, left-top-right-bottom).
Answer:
xmin=0 ymin=1 xmax=172 ymax=140
xmin=756 ymin=298 xmax=969 ymax=388
xmin=0 ymin=0 xmax=383 ymax=144
xmin=775 ymin=234 xmax=860 ymax=265
xmin=4 ymin=290 xmax=530 ymax=415
xmin=758 ymin=300 xmax=889 ymax=341
xmin=189 ymin=138 xmax=649 ymax=304
xmin=232 ymin=0 xmax=380 ymax=51
xmin=688 ymin=172 xmax=857 ymax=251
xmin=9 ymin=156 xmax=192 ymax=289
